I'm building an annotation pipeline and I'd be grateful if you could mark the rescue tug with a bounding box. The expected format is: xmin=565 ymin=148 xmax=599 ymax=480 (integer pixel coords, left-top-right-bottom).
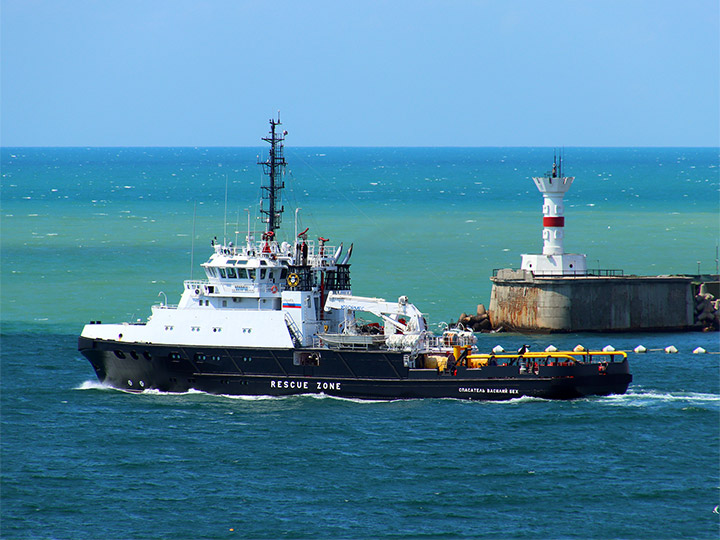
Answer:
xmin=78 ymin=118 xmax=632 ymax=400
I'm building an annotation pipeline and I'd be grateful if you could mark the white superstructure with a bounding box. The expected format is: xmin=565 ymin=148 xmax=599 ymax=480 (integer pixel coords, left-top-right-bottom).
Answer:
xmin=81 ymin=235 xmax=349 ymax=349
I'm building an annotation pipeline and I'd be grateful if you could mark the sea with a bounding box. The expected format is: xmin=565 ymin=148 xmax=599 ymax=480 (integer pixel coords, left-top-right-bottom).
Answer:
xmin=1 ymin=146 xmax=719 ymax=539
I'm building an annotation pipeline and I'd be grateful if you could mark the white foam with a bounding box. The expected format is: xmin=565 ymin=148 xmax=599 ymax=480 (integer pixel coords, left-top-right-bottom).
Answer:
xmin=308 ymin=393 xmax=391 ymax=404
xmin=211 ymin=392 xmax=390 ymax=404
xmin=139 ymin=387 xmax=206 ymax=396
xmin=75 ymin=380 xmax=116 ymax=391
xmin=602 ymin=389 xmax=720 ymax=406
xmin=492 ymin=395 xmax=549 ymax=404
xmin=439 ymin=395 xmax=549 ymax=405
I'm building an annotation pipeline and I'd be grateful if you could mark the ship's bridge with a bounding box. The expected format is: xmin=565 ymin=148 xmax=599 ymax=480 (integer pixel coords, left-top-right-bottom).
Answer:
xmin=185 ymin=238 xmax=350 ymax=303
xmin=195 ymin=245 xmax=289 ymax=301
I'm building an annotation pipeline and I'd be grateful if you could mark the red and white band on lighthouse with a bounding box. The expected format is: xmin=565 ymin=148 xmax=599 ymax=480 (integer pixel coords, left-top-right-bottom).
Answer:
xmin=543 ymin=216 xmax=565 ymax=227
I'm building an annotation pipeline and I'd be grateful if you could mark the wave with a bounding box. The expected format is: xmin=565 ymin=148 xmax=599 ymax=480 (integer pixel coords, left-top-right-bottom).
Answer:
xmin=626 ymin=389 xmax=719 ymax=401
xmin=477 ymin=395 xmax=550 ymax=405
xmin=73 ymin=381 xmax=718 ymax=408
xmin=74 ymin=381 xmax=207 ymax=396
xmin=75 ymin=380 xmax=117 ymax=391
xmin=74 ymin=383 xmax=389 ymax=403
xmin=601 ymin=389 xmax=720 ymax=406
xmin=210 ymin=392 xmax=397 ymax=404
xmin=139 ymin=387 xmax=207 ymax=396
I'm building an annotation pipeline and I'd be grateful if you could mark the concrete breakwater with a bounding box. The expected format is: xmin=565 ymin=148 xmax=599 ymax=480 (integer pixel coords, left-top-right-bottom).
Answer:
xmin=487 ymin=271 xmax=695 ymax=333
xmin=453 ymin=271 xmax=719 ymax=333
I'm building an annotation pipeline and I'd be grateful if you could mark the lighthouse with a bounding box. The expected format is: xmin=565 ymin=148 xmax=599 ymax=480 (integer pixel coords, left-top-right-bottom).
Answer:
xmin=491 ymin=154 xmax=694 ymax=333
xmin=520 ymin=155 xmax=587 ymax=275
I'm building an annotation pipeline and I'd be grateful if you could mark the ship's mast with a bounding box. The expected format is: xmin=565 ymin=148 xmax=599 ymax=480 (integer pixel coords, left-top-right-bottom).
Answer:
xmin=258 ymin=115 xmax=287 ymax=235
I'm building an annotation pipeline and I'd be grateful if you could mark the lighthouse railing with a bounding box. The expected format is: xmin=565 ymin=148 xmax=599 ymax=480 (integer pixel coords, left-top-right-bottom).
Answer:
xmin=492 ymin=268 xmax=624 ymax=278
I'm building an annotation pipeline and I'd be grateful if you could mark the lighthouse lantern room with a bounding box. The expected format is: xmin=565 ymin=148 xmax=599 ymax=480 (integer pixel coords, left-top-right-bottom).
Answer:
xmin=520 ymin=155 xmax=587 ymax=276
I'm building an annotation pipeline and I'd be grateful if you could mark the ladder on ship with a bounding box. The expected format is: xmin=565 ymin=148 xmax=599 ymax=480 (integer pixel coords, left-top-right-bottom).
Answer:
xmin=284 ymin=313 xmax=304 ymax=346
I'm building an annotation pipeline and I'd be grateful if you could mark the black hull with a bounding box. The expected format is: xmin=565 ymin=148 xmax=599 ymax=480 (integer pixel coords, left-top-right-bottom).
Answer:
xmin=78 ymin=337 xmax=632 ymax=401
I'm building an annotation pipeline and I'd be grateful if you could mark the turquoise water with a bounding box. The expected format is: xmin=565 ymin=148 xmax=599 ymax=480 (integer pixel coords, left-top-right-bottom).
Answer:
xmin=2 ymin=147 xmax=718 ymax=327
xmin=2 ymin=147 xmax=719 ymax=539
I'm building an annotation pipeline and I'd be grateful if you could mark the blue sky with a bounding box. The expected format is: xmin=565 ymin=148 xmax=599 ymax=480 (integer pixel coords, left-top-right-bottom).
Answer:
xmin=2 ymin=0 xmax=718 ymax=146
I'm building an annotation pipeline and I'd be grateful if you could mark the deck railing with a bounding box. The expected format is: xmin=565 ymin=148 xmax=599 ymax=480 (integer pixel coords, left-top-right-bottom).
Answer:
xmin=492 ymin=268 xmax=624 ymax=277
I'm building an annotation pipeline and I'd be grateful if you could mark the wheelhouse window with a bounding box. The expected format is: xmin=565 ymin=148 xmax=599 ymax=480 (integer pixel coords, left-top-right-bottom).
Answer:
xmin=226 ymin=267 xmax=237 ymax=279
xmin=237 ymin=268 xmax=248 ymax=279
